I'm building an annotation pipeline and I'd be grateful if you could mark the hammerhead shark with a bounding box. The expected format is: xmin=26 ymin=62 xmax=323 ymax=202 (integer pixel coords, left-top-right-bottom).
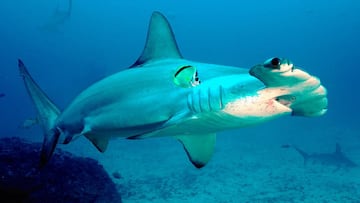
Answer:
xmin=291 ymin=143 xmax=357 ymax=168
xmin=19 ymin=11 xmax=328 ymax=168
xmin=40 ymin=0 xmax=72 ymax=31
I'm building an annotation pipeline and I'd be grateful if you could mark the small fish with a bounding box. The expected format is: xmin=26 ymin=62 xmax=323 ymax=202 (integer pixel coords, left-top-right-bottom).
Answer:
xmin=281 ymin=144 xmax=291 ymax=148
xmin=18 ymin=118 xmax=39 ymax=129
xmin=112 ymin=171 xmax=122 ymax=179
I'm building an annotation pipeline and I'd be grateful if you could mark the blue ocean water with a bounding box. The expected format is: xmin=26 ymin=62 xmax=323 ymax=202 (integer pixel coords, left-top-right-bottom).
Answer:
xmin=0 ymin=0 xmax=359 ymax=202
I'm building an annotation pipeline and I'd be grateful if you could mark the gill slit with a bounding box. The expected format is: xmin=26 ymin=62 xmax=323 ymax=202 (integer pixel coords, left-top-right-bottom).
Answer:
xmin=219 ymin=85 xmax=224 ymax=109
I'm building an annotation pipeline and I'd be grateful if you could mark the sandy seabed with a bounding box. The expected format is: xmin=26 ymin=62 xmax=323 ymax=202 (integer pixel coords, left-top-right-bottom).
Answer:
xmin=60 ymin=125 xmax=360 ymax=203
xmin=10 ymin=119 xmax=359 ymax=203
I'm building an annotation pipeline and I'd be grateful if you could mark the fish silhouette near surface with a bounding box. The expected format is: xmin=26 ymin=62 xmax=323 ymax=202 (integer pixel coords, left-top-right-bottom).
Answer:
xmin=291 ymin=143 xmax=358 ymax=169
xmin=19 ymin=11 xmax=328 ymax=168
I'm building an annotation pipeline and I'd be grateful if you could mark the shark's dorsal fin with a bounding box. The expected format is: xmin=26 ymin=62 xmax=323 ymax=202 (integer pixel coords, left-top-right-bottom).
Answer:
xmin=176 ymin=133 xmax=216 ymax=168
xmin=130 ymin=11 xmax=182 ymax=67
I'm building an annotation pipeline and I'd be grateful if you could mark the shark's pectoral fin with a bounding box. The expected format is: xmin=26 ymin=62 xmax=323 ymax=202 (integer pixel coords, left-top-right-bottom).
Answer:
xmin=85 ymin=135 xmax=110 ymax=153
xmin=176 ymin=133 xmax=216 ymax=168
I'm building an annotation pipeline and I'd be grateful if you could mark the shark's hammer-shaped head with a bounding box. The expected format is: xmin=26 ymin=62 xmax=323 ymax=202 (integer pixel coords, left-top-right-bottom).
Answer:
xmin=186 ymin=57 xmax=328 ymax=129
xmin=249 ymin=57 xmax=328 ymax=117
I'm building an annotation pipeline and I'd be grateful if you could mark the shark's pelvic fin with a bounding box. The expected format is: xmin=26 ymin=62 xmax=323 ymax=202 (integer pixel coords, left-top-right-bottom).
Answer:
xmin=176 ymin=133 xmax=216 ymax=168
xmin=19 ymin=59 xmax=61 ymax=167
xmin=130 ymin=11 xmax=182 ymax=67
xmin=85 ymin=135 xmax=110 ymax=153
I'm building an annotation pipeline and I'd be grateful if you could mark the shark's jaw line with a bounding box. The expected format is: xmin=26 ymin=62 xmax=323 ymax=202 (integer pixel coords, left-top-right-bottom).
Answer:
xmin=19 ymin=12 xmax=328 ymax=168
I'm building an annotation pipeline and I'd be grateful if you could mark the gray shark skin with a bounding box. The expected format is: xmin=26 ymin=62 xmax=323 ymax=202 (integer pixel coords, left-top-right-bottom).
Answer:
xmin=293 ymin=143 xmax=357 ymax=169
xmin=19 ymin=11 xmax=328 ymax=168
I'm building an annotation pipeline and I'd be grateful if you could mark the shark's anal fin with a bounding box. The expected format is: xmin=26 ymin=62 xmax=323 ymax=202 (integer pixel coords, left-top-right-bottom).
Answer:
xmin=85 ymin=135 xmax=109 ymax=153
xmin=176 ymin=133 xmax=216 ymax=168
xmin=130 ymin=11 xmax=182 ymax=67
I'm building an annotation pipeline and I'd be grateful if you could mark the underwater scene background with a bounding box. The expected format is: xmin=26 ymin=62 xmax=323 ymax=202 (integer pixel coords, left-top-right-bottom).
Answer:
xmin=0 ymin=0 xmax=359 ymax=202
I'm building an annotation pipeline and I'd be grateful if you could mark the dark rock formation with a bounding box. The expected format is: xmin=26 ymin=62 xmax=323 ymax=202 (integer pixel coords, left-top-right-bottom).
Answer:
xmin=0 ymin=137 xmax=122 ymax=203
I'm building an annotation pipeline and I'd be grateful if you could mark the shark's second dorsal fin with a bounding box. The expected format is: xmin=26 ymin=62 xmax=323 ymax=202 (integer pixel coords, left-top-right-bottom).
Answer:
xmin=130 ymin=11 xmax=182 ymax=67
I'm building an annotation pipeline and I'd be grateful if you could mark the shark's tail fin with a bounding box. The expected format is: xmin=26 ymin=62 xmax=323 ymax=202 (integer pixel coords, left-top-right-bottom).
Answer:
xmin=18 ymin=59 xmax=61 ymax=167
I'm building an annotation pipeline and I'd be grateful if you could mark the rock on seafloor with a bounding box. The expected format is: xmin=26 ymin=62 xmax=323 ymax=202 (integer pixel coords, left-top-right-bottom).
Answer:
xmin=0 ymin=137 xmax=122 ymax=203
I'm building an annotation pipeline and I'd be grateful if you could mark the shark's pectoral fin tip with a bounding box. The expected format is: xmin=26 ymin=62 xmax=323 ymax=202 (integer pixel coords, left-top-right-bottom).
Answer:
xmin=182 ymin=147 xmax=208 ymax=168
xmin=192 ymin=161 xmax=206 ymax=169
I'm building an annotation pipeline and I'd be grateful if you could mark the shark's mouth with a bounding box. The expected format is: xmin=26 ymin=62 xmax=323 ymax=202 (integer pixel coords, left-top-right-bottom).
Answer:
xmin=275 ymin=94 xmax=296 ymax=109
xmin=254 ymin=88 xmax=294 ymax=115
xmin=270 ymin=83 xmax=327 ymax=117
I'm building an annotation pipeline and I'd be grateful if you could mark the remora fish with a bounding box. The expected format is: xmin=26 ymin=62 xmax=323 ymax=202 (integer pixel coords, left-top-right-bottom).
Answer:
xmin=19 ymin=11 xmax=328 ymax=168
xmin=293 ymin=143 xmax=357 ymax=168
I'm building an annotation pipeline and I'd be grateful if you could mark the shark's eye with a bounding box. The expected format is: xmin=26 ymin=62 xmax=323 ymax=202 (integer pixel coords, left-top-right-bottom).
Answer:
xmin=271 ymin=57 xmax=281 ymax=67
xmin=263 ymin=57 xmax=282 ymax=69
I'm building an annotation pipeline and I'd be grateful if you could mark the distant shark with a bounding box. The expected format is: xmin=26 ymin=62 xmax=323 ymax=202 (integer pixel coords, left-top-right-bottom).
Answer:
xmin=291 ymin=143 xmax=358 ymax=168
xmin=40 ymin=0 xmax=72 ymax=32
xmin=19 ymin=11 xmax=328 ymax=168
xmin=0 ymin=93 xmax=5 ymax=98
